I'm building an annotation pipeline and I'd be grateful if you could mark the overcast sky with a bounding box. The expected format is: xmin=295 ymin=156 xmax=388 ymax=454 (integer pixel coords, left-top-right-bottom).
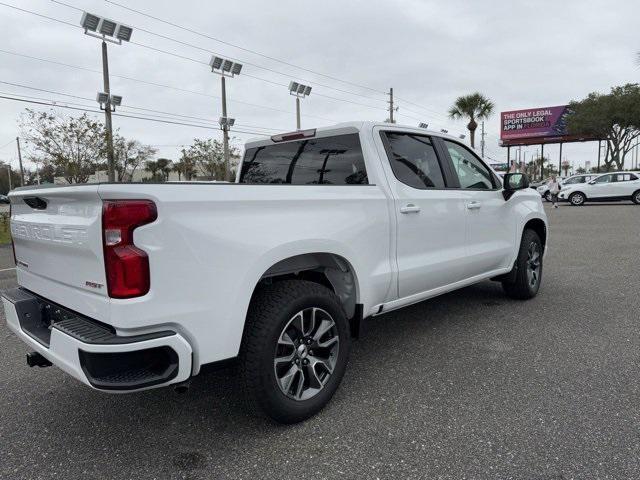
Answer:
xmin=0 ymin=0 xmax=638 ymax=172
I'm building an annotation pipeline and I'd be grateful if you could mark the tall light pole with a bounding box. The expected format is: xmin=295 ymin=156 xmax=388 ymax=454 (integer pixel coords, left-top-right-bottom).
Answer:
xmin=288 ymin=82 xmax=312 ymax=130
xmin=210 ymin=56 xmax=242 ymax=181
xmin=80 ymin=12 xmax=132 ymax=182
xmin=386 ymin=88 xmax=397 ymax=123
xmin=15 ymin=137 xmax=24 ymax=186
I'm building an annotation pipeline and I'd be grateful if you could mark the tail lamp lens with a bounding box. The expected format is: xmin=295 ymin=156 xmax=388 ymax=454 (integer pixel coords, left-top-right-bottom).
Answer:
xmin=102 ymin=200 xmax=157 ymax=298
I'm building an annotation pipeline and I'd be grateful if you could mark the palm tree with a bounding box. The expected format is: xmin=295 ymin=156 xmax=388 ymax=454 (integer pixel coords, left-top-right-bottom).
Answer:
xmin=156 ymin=158 xmax=172 ymax=181
xmin=448 ymin=93 xmax=494 ymax=149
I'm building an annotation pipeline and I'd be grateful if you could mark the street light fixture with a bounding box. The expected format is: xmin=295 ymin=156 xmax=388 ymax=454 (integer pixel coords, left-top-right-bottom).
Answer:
xmin=288 ymin=81 xmax=312 ymax=130
xmin=80 ymin=12 xmax=133 ymax=44
xmin=209 ymin=55 xmax=242 ymax=181
xmin=80 ymin=11 xmax=133 ymax=182
xmin=97 ymin=92 xmax=122 ymax=111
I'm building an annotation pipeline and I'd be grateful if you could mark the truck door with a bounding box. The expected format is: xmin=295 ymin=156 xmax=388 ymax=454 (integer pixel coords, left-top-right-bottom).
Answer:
xmin=376 ymin=129 xmax=468 ymax=298
xmin=438 ymin=139 xmax=516 ymax=276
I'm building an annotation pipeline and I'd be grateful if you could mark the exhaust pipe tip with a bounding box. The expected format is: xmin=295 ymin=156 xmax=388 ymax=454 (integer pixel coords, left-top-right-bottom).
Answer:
xmin=26 ymin=352 xmax=52 ymax=368
xmin=174 ymin=381 xmax=190 ymax=394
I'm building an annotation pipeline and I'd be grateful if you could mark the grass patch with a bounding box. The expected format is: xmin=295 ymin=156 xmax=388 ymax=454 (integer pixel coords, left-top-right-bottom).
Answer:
xmin=0 ymin=213 xmax=10 ymax=245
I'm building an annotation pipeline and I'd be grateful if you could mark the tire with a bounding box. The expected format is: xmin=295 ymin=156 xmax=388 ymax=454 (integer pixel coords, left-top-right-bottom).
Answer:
xmin=632 ymin=190 xmax=640 ymax=205
xmin=543 ymin=191 xmax=551 ymax=202
xmin=240 ymin=280 xmax=351 ymax=424
xmin=569 ymin=192 xmax=586 ymax=206
xmin=502 ymin=229 xmax=543 ymax=300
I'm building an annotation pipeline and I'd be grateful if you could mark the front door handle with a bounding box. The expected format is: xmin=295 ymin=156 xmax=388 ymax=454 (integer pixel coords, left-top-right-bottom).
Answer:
xmin=400 ymin=203 xmax=421 ymax=214
xmin=466 ymin=201 xmax=482 ymax=210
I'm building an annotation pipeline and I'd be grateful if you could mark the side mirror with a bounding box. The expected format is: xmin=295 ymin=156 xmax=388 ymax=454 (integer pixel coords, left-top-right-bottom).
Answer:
xmin=588 ymin=180 xmax=596 ymax=185
xmin=502 ymin=173 xmax=529 ymax=200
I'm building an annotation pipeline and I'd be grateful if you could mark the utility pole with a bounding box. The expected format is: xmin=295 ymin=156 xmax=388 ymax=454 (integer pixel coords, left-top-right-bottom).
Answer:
xmin=558 ymin=142 xmax=563 ymax=176
xmin=79 ymin=11 xmax=132 ymax=183
xmin=209 ymin=56 xmax=242 ymax=182
xmin=101 ymin=41 xmax=115 ymax=182
xmin=220 ymin=75 xmax=231 ymax=181
xmin=387 ymin=88 xmax=396 ymax=123
xmin=15 ymin=137 xmax=24 ymax=186
xmin=6 ymin=165 xmax=11 ymax=191
xmin=480 ymin=121 xmax=486 ymax=158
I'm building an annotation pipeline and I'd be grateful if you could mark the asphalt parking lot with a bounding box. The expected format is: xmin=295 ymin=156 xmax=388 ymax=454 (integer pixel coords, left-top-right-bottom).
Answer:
xmin=1 ymin=202 xmax=639 ymax=480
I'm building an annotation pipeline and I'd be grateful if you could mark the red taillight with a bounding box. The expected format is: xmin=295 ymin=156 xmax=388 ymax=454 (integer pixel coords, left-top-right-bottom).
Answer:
xmin=9 ymin=202 xmax=16 ymax=265
xmin=102 ymin=200 xmax=157 ymax=299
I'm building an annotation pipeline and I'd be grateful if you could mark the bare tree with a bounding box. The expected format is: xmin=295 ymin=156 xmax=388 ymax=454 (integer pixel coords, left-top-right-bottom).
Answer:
xmin=19 ymin=109 xmax=106 ymax=184
xmin=113 ymin=136 xmax=157 ymax=182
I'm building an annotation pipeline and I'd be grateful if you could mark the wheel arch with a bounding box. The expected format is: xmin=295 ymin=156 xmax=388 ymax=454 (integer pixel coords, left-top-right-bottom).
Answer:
xmin=256 ymin=252 xmax=361 ymax=321
xmin=523 ymin=217 xmax=547 ymax=251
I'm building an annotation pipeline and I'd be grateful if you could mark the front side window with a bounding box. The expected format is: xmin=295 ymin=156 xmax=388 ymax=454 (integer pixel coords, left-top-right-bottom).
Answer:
xmin=240 ymin=133 xmax=368 ymax=185
xmin=382 ymin=132 xmax=445 ymax=189
xmin=444 ymin=140 xmax=495 ymax=190
xmin=565 ymin=176 xmax=584 ymax=185
xmin=593 ymin=174 xmax=613 ymax=184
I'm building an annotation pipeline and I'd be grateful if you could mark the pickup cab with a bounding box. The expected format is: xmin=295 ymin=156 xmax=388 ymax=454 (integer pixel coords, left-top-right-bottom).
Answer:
xmin=3 ymin=122 xmax=547 ymax=423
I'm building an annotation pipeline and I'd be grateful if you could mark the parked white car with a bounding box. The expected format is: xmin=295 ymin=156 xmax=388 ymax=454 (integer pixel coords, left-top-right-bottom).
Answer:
xmin=3 ymin=122 xmax=548 ymax=423
xmin=536 ymin=174 xmax=602 ymax=201
xmin=558 ymin=171 xmax=640 ymax=206
xmin=536 ymin=176 xmax=566 ymax=200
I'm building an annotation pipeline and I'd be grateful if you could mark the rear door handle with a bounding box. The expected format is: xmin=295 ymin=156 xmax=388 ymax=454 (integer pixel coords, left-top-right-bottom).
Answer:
xmin=400 ymin=204 xmax=421 ymax=214
xmin=466 ymin=201 xmax=482 ymax=210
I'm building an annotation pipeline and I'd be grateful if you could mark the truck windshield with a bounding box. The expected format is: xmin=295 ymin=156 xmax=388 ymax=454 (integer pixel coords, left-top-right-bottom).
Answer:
xmin=240 ymin=133 xmax=368 ymax=185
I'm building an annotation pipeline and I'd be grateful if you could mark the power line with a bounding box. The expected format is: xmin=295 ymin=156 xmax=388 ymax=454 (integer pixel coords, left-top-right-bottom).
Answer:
xmin=0 ymin=79 xmax=286 ymax=131
xmin=0 ymin=4 xmax=338 ymax=121
xmin=51 ymin=0 xmax=388 ymax=106
xmin=101 ymin=0 xmax=386 ymax=95
xmin=0 ymin=92 xmax=271 ymax=137
xmin=0 ymin=49 xmax=335 ymax=122
xmin=3 ymin=1 xmax=450 ymax=123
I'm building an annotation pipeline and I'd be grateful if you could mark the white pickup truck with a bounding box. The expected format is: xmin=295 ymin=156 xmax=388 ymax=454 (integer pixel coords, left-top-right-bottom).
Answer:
xmin=3 ymin=122 xmax=547 ymax=423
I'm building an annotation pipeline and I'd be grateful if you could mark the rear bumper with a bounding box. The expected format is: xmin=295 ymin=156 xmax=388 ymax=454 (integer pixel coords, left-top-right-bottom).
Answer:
xmin=2 ymin=288 xmax=192 ymax=392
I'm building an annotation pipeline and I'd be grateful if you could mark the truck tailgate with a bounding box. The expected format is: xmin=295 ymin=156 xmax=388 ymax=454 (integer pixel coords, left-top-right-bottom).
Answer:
xmin=10 ymin=186 xmax=109 ymax=317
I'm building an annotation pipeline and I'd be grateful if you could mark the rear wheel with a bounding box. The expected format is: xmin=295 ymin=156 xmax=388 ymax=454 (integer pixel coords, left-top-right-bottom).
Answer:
xmin=543 ymin=191 xmax=551 ymax=202
xmin=632 ymin=190 xmax=640 ymax=205
xmin=502 ymin=229 xmax=543 ymax=300
xmin=569 ymin=192 xmax=585 ymax=206
xmin=240 ymin=280 xmax=350 ymax=424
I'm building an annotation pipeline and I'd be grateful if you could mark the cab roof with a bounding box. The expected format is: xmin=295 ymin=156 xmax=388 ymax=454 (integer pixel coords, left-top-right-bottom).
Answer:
xmin=244 ymin=121 xmax=465 ymax=149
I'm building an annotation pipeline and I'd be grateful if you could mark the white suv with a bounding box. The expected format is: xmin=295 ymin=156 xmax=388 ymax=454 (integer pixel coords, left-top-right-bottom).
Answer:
xmin=559 ymin=171 xmax=640 ymax=206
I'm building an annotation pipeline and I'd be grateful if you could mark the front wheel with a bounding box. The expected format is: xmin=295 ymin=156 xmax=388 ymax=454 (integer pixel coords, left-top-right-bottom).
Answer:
xmin=543 ymin=191 xmax=551 ymax=202
xmin=569 ymin=192 xmax=585 ymax=206
xmin=502 ymin=229 xmax=543 ymax=300
xmin=240 ymin=280 xmax=350 ymax=424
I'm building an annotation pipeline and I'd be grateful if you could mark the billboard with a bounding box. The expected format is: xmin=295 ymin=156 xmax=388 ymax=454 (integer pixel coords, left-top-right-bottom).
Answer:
xmin=501 ymin=105 xmax=570 ymax=141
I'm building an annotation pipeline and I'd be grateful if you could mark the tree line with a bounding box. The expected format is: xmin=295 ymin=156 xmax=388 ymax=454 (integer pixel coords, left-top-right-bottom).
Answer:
xmin=17 ymin=108 xmax=240 ymax=185
xmin=448 ymin=83 xmax=640 ymax=175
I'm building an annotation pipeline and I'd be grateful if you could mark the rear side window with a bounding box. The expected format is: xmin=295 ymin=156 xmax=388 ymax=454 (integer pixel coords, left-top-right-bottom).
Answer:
xmin=240 ymin=133 xmax=368 ymax=185
xmin=382 ymin=132 xmax=445 ymax=189
xmin=614 ymin=173 xmax=635 ymax=182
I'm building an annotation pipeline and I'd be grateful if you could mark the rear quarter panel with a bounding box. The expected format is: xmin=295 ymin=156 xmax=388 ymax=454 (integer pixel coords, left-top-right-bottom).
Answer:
xmin=97 ymin=183 xmax=393 ymax=369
